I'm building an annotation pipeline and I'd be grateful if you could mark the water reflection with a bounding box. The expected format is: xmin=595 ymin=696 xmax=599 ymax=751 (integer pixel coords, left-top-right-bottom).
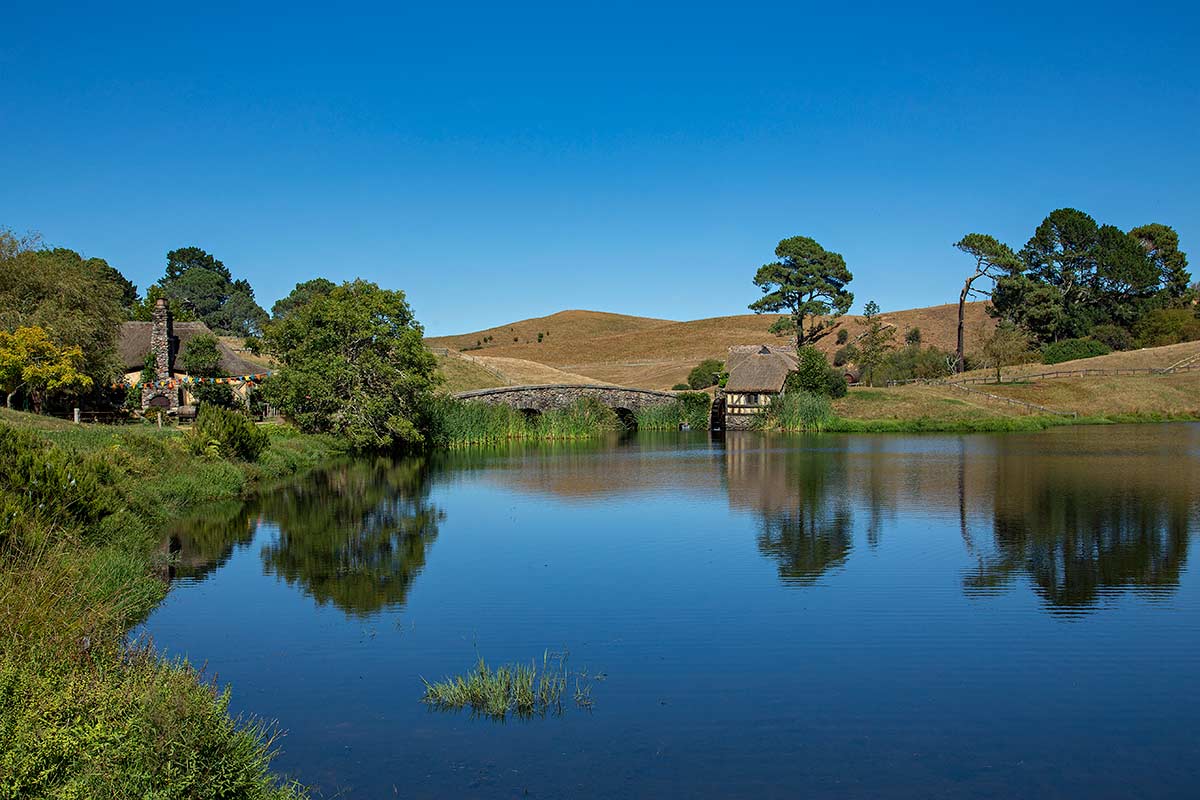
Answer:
xmin=165 ymin=426 xmax=1199 ymax=617
xmin=964 ymin=436 xmax=1194 ymax=611
xmin=258 ymin=458 xmax=443 ymax=616
xmin=723 ymin=437 xmax=853 ymax=584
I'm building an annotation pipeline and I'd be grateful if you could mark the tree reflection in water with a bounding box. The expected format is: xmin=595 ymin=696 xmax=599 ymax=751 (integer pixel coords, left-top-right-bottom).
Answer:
xmin=962 ymin=438 xmax=1194 ymax=613
xmin=723 ymin=437 xmax=854 ymax=585
xmin=257 ymin=458 xmax=443 ymax=616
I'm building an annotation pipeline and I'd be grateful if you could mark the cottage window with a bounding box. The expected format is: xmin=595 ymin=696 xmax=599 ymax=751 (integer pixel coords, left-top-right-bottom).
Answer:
xmin=746 ymin=393 xmax=759 ymax=405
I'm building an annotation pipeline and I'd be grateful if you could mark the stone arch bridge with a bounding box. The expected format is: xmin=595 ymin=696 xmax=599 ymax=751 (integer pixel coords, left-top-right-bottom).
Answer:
xmin=453 ymin=384 xmax=679 ymax=421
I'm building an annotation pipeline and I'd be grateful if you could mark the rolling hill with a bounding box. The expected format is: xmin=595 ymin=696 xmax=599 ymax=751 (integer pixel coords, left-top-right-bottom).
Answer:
xmin=428 ymin=302 xmax=997 ymax=390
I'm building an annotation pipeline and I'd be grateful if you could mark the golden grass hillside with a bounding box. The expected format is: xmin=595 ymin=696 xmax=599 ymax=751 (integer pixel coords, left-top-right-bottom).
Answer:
xmin=428 ymin=302 xmax=995 ymax=389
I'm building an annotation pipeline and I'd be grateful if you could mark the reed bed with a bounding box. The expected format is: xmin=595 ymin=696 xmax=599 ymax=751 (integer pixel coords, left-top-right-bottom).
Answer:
xmin=427 ymin=396 xmax=621 ymax=447
xmin=421 ymin=650 xmax=597 ymax=720
xmin=755 ymin=391 xmax=836 ymax=433
xmin=634 ymin=392 xmax=711 ymax=431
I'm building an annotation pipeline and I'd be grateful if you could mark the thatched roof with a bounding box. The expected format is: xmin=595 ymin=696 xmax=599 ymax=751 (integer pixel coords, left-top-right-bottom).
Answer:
xmin=117 ymin=321 xmax=259 ymax=376
xmin=725 ymin=345 xmax=797 ymax=392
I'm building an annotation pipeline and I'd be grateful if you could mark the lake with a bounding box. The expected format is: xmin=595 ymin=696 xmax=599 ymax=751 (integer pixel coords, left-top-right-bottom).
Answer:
xmin=143 ymin=424 xmax=1200 ymax=798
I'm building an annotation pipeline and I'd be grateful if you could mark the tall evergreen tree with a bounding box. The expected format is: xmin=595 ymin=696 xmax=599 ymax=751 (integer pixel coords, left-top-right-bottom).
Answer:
xmin=749 ymin=236 xmax=854 ymax=347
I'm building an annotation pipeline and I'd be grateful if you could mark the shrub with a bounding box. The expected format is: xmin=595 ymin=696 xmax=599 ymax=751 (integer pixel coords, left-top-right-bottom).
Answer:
xmin=192 ymin=381 xmax=238 ymax=409
xmin=0 ymin=422 xmax=117 ymax=550
xmin=832 ymin=347 xmax=850 ymax=367
xmin=1133 ymin=308 xmax=1200 ymax=348
xmin=836 ymin=328 xmax=849 ymax=345
xmin=785 ymin=347 xmax=847 ymax=398
xmin=671 ymin=383 xmax=690 ymax=391
xmin=186 ymin=405 xmax=268 ymax=462
xmin=905 ymin=327 xmax=922 ymax=346
xmin=1089 ymin=324 xmax=1133 ymax=351
xmin=1041 ymin=337 xmax=1111 ymax=365
xmin=687 ymin=359 xmax=725 ymax=390
xmin=877 ymin=345 xmax=954 ymax=383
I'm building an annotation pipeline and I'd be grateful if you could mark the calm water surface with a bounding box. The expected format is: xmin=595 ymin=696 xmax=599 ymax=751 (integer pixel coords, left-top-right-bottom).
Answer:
xmin=143 ymin=424 xmax=1200 ymax=798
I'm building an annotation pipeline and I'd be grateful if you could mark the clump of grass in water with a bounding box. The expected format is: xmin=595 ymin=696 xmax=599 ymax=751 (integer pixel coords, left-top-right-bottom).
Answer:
xmin=421 ymin=650 xmax=597 ymax=720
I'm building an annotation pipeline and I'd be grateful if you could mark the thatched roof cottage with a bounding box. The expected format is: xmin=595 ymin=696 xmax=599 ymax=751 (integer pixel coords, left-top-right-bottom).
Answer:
xmin=722 ymin=345 xmax=797 ymax=430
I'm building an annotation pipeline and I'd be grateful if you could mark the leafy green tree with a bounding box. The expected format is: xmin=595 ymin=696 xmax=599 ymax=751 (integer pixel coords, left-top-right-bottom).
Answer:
xmin=981 ymin=322 xmax=1031 ymax=383
xmin=271 ymin=278 xmax=337 ymax=319
xmin=750 ymin=236 xmax=853 ymax=347
xmin=784 ymin=347 xmax=847 ymax=398
xmin=953 ymin=233 xmax=1019 ymax=371
xmin=687 ymin=358 xmax=724 ymax=389
xmin=0 ymin=247 xmax=123 ymax=382
xmin=182 ymin=334 xmax=222 ymax=377
xmin=848 ymin=301 xmax=895 ymax=386
xmin=262 ymin=279 xmax=439 ymax=449
xmin=0 ymin=326 xmax=93 ymax=411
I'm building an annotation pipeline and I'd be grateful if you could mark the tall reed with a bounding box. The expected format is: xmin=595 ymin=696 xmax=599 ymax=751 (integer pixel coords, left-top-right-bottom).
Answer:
xmin=756 ymin=391 xmax=835 ymax=432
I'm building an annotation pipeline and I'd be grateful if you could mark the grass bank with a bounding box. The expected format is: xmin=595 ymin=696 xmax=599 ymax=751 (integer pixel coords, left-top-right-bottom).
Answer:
xmin=0 ymin=409 xmax=346 ymax=799
xmin=755 ymin=387 xmax=1200 ymax=434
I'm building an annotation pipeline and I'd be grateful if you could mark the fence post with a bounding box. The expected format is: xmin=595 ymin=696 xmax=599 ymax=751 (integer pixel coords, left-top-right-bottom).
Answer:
xmin=73 ymin=407 xmax=81 ymax=424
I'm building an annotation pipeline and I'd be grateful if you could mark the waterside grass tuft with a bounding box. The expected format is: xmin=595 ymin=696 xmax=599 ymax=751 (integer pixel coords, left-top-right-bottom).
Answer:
xmin=421 ymin=651 xmax=597 ymax=720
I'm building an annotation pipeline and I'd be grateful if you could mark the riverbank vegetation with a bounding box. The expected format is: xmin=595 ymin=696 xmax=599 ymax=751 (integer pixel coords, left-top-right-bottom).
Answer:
xmin=634 ymin=392 xmax=711 ymax=431
xmin=0 ymin=409 xmax=344 ymax=798
xmin=425 ymin=395 xmax=622 ymax=447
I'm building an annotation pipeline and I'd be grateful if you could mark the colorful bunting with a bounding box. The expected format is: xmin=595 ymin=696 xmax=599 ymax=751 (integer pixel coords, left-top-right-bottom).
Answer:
xmin=111 ymin=372 xmax=272 ymax=390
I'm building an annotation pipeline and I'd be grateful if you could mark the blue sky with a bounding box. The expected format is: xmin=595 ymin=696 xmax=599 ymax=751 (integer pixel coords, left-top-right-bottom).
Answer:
xmin=2 ymin=1 xmax=1196 ymax=336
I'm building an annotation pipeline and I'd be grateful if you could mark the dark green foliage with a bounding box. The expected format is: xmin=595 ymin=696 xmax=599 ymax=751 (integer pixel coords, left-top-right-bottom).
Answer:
xmin=151 ymin=247 xmax=268 ymax=337
xmin=785 ymin=347 xmax=847 ymax=398
xmin=671 ymin=383 xmax=690 ymax=390
xmin=987 ymin=209 xmax=1192 ymax=344
xmin=877 ymin=345 xmax=955 ymax=383
xmin=836 ymin=328 xmax=849 ymax=345
xmin=750 ymin=236 xmax=854 ymax=347
xmin=1133 ymin=308 xmax=1200 ymax=347
xmin=182 ymin=333 xmax=222 ymax=377
xmin=187 ymin=406 xmax=268 ymax=461
xmin=687 ymin=358 xmax=725 ymax=389
xmin=832 ymin=347 xmax=850 ymax=367
xmin=271 ymin=278 xmax=336 ymax=319
xmin=905 ymin=327 xmax=921 ymax=346
xmin=1040 ymin=337 xmax=1111 ymax=365
xmin=1089 ymin=324 xmax=1134 ymax=351
xmin=262 ymin=280 xmax=438 ymax=450
xmin=193 ymin=381 xmax=238 ymax=409
xmin=1131 ymin=223 xmax=1191 ymax=300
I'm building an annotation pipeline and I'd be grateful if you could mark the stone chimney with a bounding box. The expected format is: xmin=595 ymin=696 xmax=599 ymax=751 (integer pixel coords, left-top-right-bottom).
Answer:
xmin=151 ymin=298 xmax=173 ymax=379
xmin=142 ymin=298 xmax=179 ymax=412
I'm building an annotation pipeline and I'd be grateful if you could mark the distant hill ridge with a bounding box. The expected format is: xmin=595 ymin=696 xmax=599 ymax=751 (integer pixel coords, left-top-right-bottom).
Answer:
xmin=427 ymin=303 xmax=995 ymax=390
